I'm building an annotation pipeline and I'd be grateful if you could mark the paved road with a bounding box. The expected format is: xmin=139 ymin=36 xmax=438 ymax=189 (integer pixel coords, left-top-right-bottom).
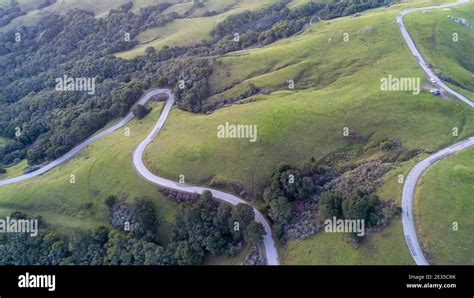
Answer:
xmin=398 ymin=0 xmax=473 ymax=265
xmin=3 ymin=0 xmax=471 ymax=266
xmin=0 ymin=87 xmax=280 ymax=265
xmin=397 ymin=0 xmax=473 ymax=109
xmin=132 ymin=89 xmax=280 ymax=265
xmin=0 ymin=88 xmax=164 ymax=187
xmin=401 ymin=137 xmax=474 ymax=265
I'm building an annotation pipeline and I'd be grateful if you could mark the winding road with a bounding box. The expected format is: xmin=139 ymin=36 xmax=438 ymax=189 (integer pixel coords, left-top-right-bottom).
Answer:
xmin=132 ymin=89 xmax=279 ymax=265
xmin=398 ymin=0 xmax=474 ymax=265
xmin=1 ymin=0 xmax=472 ymax=267
xmin=0 ymin=88 xmax=280 ymax=265
xmin=0 ymin=88 xmax=164 ymax=187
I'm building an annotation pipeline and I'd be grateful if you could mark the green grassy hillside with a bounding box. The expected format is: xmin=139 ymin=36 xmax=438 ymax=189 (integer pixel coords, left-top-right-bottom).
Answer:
xmin=145 ymin=1 xmax=474 ymax=197
xmin=140 ymin=0 xmax=473 ymax=264
xmin=414 ymin=148 xmax=474 ymax=264
xmin=0 ymin=0 xmax=185 ymax=32
xmin=115 ymin=0 xmax=312 ymax=59
xmin=1 ymin=0 xmax=470 ymax=265
xmin=0 ymin=103 xmax=178 ymax=241
xmin=404 ymin=1 xmax=474 ymax=98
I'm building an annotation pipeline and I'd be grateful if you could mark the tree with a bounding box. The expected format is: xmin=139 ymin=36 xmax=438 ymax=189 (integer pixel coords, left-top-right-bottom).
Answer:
xmin=341 ymin=193 xmax=371 ymax=221
xmin=300 ymin=176 xmax=315 ymax=199
xmin=214 ymin=203 xmax=233 ymax=235
xmin=145 ymin=46 xmax=156 ymax=55
xmin=131 ymin=198 xmax=158 ymax=240
xmin=201 ymin=190 xmax=213 ymax=201
xmin=244 ymin=221 xmax=265 ymax=245
xmin=269 ymin=196 xmax=292 ymax=225
xmin=269 ymin=196 xmax=292 ymax=239
xmin=104 ymin=195 xmax=117 ymax=209
xmin=132 ymin=104 xmax=151 ymax=119
xmin=171 ymin=241 xmax=203 ymax=265
xmin=318 ymin=192 xmax=342 ymax=220
xmin=232 ymin=203 xmax=255 ymax=227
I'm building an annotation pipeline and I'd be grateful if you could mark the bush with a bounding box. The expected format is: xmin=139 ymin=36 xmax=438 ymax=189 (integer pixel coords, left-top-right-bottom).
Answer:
xmin=105 ymin=195 xmax=117 ymax=209
xmin=132 ymin=105 xmax=151 ymax=119
xmin=318 ymin=192 xmax=343 ymax=220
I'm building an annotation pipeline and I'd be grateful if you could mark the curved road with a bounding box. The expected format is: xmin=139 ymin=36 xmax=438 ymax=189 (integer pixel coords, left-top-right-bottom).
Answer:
xmin=0 ymin=88 xmax=279 ymax=265
xmin=0 ymin=88 xmax=164 ymax=187
xmin=398 ymin=0 xmax=473 ymax=265
xmin=2 ymin=0 xmax=471 ymax=266
xmin=132 ymin=89 xmax=279 ymax=265
xmin=397 ymin=0 xmax=473 ymax=109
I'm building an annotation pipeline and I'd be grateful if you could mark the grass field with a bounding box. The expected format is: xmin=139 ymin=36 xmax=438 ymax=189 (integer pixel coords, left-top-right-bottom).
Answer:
xmin=414 ymin=148 xmax=474 ymax=264
xmin=2 ymin=0 xmax=470 ymax=265
xmin=0 ymin=160 xmax=28 ymax=180
xmin=0 ymin=0 xmax=185 ymax=32
xmin=116 ymin=16 xmax=222 ymax=59
xmin=284 ymin=155 xmax=430 ymax=264
xmin=115 ymin=0 xmax=311 ymax=59
xmin=141 ymin=0 xmax=474 ymax=264
xmin=0 ymin=102 xmax=178 ymax=242
xmin=404 ymin=1 xmax=474 ymax=97
xmin=145 ymin=1 xmax=474 ymax=197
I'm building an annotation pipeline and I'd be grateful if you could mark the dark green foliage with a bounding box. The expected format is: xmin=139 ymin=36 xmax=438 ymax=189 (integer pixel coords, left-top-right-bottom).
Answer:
xmin=232 ymin=203 xmax=255 ymax=227
xmin=269 ymin=196 xmax=292 ymax=226
xmin=0 ymin=1 xmax=27 ymax=27
xmin=145 ymin=46 xmax=156 ymax=55
xmin=341 ymin=190 xmax=380 ymax=227
xmin=132 ymin=104 xmax=151 ymax=119
xmin=0 ymin=0 xmax=388 ymax=165
xmin=105 ymin=195 xmax=117 ymax=209
xmin=263 ymin=162 xmax=317 ymax=203
xmin=245 ymin=221 xmax=265 ymax=245
xmin=0 ymin=4 xmax=176 ymax=165
xmin=211 ymin=0 xmax=390 ymax=53
xmin=318 ymin=192 xmax=343 ymax=220
xmin=130 ymin=198 xmax=159 ymax=241
xmin=268 ymin=196 xmax=292 ymax=239
xmin=1 ymin=192 xmax=264 ymax=265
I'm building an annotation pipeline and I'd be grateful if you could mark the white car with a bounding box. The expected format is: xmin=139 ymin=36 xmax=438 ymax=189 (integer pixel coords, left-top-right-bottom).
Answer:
xmin=430 ymin=89 xmax=440 ymax=95
xmin=430 ymin=77 xmax=437 ymax=84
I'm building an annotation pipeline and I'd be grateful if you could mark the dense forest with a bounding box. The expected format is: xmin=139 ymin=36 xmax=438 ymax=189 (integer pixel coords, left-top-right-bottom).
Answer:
xmin=0 ymin=0 xmax=391 ymax=167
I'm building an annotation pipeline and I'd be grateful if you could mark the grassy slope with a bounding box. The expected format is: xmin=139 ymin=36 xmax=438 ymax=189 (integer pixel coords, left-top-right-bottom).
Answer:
xmin=404 ymin=1 xmax=474 ymax=265
xmin=116 ymin=16 xmax=221 ymax=59
xmin=0 ymin=160 xmax=28 ymax=180
xmin=1 ymin=0 xmax=469 ymax=265
xmin=115 ymin=0 xmax=311 ymax=59
xmin=0 ymin=0 xmax=184 ymax=32
xmin=404 ymin=1 xmax=474 ymax=97
xmin=0 ymin=103 xmax=178 ymax=242
xmin=143 ymin=0 xmax=474 ymax=264
xmin=0 ymin=137 xmax=28 ymax=178
xmin=414 ymin=148 xmax=474 ymax=264
xmin=146 ymin=1 xmax=474 ymax=197
xmin=283 ymin=156 xmax=419 ymax=265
